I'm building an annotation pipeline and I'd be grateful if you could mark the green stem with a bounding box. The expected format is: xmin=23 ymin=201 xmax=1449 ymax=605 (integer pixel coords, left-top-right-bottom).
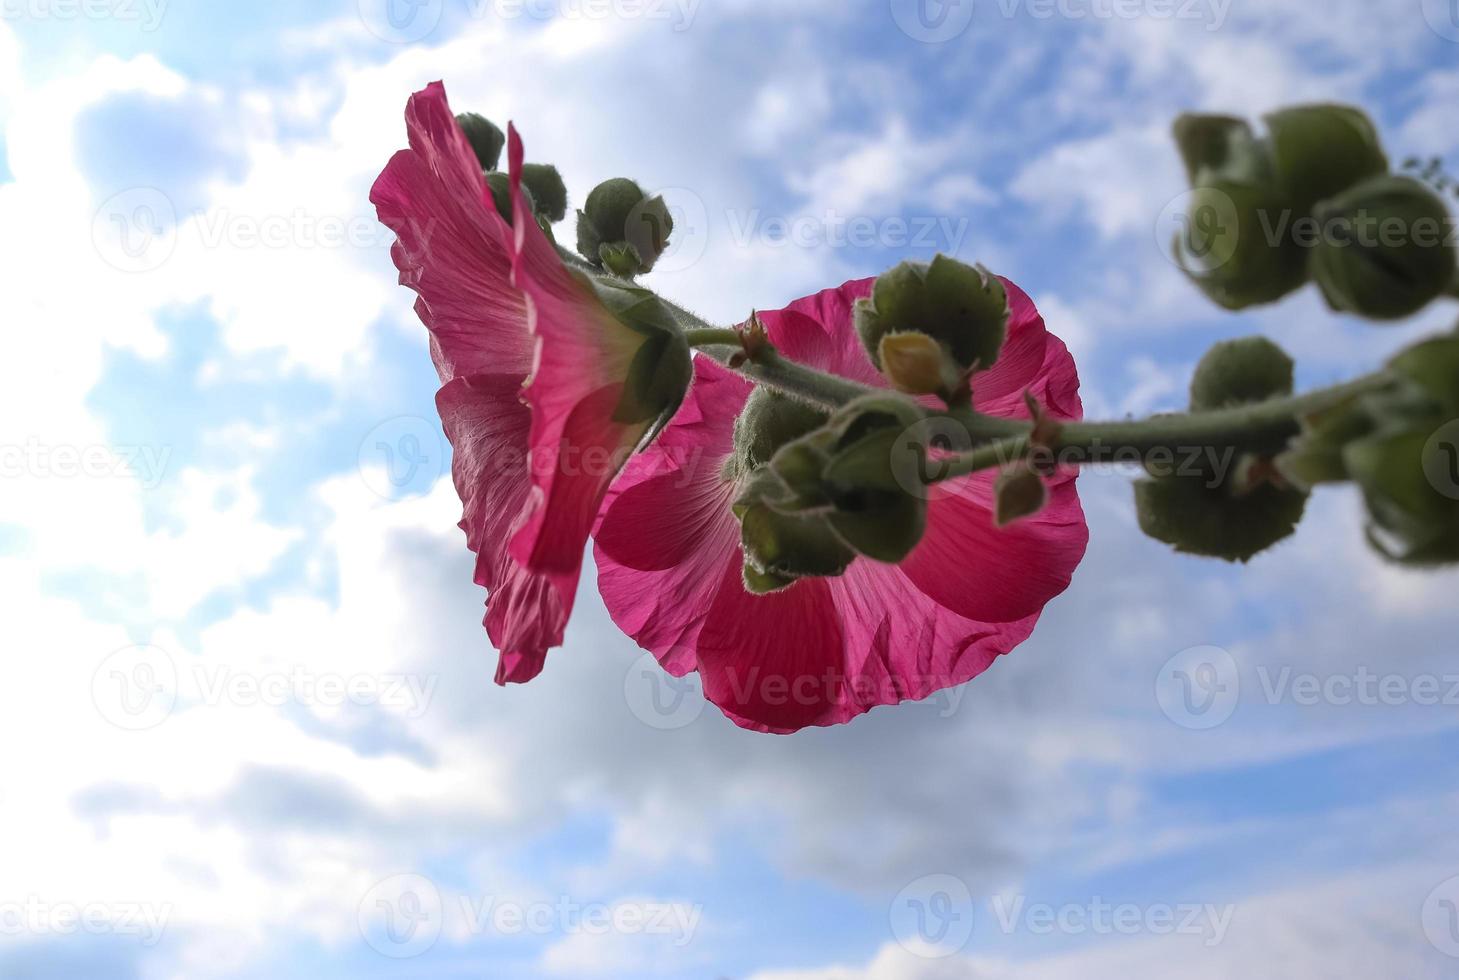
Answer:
xmin=932 ymin=372 xmax=1395 ymax=481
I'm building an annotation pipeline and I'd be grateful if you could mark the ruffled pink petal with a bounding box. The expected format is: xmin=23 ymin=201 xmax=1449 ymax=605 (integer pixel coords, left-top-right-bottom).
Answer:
xmin=437 ymin=374 xmax=574 ymax=685
xmin=594 ymin=357 xmax=753 ymax=676
xmin=694 ymin=558 xmax=848 ymax=734
xmin=370 ymin=82 xmax=534 ymax=384
xmin=504 ymin=124 xmax=653 ymax=577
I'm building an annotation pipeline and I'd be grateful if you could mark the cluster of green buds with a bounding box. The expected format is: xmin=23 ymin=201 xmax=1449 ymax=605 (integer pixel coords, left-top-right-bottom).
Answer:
xmin=1173 ymin=104 xmax=1457 ymax=320
xmin=1135 ymin=337 xmax=1310 ymax=562
xmin=854 ymin=255 xmax=1009 ymax=404
xmin=576 ymin=178 xmax=675 ymax=278
xmin=730 ymin=392 xmax=930 ymax=594
xmin=456 ymin=112 xmax=568 ymax=231
xmin=1279 ymin=330 xmax=1459 ymax=565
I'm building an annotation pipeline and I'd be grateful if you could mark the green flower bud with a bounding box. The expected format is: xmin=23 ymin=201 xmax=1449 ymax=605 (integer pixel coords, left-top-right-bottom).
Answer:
xmin=1189 ymin=336 xmax=1294 ymax=411
xmin=456 ymin=112 xmax=505 ymax=171
xmin=735 ymin=469 xmax=856 ymax=585
xmin=994 ymin=463 xmax=1048 ymax=527
xmin=588 ymin=279 xmax=692 ymax=436
xmin=1138 ymin=336 xmax=1308 ymax=561
xmin=1275 ymin=396 xmax=1378 ymax=489
xmin=1309 ymin=175 xmax=1457 ymax=321
xmin=576 ymin=178 xmax=674 ymax=277
xmin=1134 ymin=475 xmax=1308 ymax=563
xmin=519 ymin=163 xmax=568 ymax=224
xmin=1387 ymin=332 xmax=1459 ymax=417
xmin=1172 ymin=113 xmax=1262 ymax=185
xmin=877 ymin=332 xmax=960 ymax=397
xmin=817 ymin=395 xmax=929 ymax=563
xmin=484 ymin=171 xmax=535 ymax=227
xmin=855 ymin=256 xmax=1008 ymax=377
xmin=732 ymin=388 xmax=829 ymax=474
xmin=1345 ymin=428 xmax=1459 ymax=566
xmin=1264 ymin=104 xmax=1388 ymax=216
xmin=1173 ymin=179 xmax=1309 ymax=311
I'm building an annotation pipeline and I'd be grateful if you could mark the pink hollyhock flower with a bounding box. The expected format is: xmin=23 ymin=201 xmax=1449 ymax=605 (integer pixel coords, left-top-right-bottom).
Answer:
xmin=371 ymin=81 xmax=686 ymax=684
xmin=594 ymin=279 xmax=1088 ymax=733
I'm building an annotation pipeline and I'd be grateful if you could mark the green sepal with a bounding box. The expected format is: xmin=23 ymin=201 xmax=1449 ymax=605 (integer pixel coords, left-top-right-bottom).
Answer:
xmin=1265 ymin=104 xmax=1388 ymax=216
xmin=856 ymin=256 xmax=1008 ymax=376
xmin=1134 ymin=476 xmax=1309 ymax=563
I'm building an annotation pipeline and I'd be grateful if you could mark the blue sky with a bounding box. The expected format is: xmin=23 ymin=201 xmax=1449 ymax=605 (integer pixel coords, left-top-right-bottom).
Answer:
xmin=3 ymin=1 xmax=1459 ymax=977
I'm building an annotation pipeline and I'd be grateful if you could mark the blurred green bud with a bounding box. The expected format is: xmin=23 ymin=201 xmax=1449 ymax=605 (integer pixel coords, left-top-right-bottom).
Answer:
xmin=1134 ymin=475 xmax=1309 ymax=563
xmin=576 ymin=178 xmax=674 ymax=277
xmin=1172 ymin=113 xmax=1264 ymax=185
xmin=1265 ymin=104 xmax=1388 ymax=216
xmin=855 ymin=256 xmax=1008 ymax=377
xmin=456 ymin=112 xmax=505 ymax=171
xmin=588 ymin=279 xmax=692 ymax=435
xmin=1309 ymin=175 xmax=1457 ymax=321
xmin=519 ymin=163 xmax=568 ymax=223
xmin=1174 ymin=179 xmax=1309 ymax=310
xmin=1387 ymin=332 xmax=1459 ymax=417
xmin=994 ymin=463 xmax=1049 ymax=527
xmin=1346 ymin=427 xmax=1459 ymax=566
xmin=1276 ymin=396 xmax=1378 ymax=489
xmin=1190 ymin=336 xmax=1295 ymax=411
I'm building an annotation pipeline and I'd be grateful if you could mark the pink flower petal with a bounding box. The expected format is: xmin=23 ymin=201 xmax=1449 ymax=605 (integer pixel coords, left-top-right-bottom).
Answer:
xmin=436 ymin=373 xmax=575 ymax=684
xmin=503 ymin=124 xmax=661 ymax=578
xmin=369 ymin=81 xmax=533 ymax=384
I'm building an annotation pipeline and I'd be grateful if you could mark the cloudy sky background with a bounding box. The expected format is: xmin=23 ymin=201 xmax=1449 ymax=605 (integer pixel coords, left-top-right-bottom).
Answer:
xmin=3 ymin=0 xmax=1459 ymax=976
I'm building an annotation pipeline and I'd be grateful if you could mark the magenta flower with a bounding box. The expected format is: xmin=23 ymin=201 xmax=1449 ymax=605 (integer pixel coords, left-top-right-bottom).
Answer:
xmin=371 ymin=82 xmax=685 ymax=684
xmin=594 ymin=279 xmax=1088 ymax=733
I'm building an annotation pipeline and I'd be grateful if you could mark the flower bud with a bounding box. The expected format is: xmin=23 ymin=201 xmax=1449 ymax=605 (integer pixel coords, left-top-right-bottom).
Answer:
xmin=456 ymin=112 xmax=505 ymax=171
xmin=1345 ymin=428 xmax=1459 ymax=566
xmin=855 ymin=256 xmax=1008 ymax=377
xmin=1309 ymin=176 xmax=1457 ymax=321
xmin=994 ymin=463 xmax=1049 ymax=527
xmin=1172 ymin=113 xmax=1261 ymax=185
xmin=1173 ymin=179 xmax=1308 ymax=310
xmin=732 ymin=388 xmax=830 ymax=474
xmin=588 ymin=279 xmax=692 ymax=434
xmin=576 ymin=178 xmax=674 ymax=277
xmin=485 ymin=171 xmax=535 ymax=227
xmin=519 ymin=163 xmax=568 ymax=223
xmin=1264 ymin=104 xmax=1388 ymax=216
xmin=1189 ymin=336 xmax=1294 ymax=411
xmin=1134 ymin=475 xmax=1308 ymax=563
xmin=735 ymin=469 xmax=856 ymax=588
xmin=877 ymin=332 xmax=961 ymax=397
xmin=1387 ymin=332 xmax=1459 ymax=417
xmin=816 ymin=395 xmax=929 ymax=562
